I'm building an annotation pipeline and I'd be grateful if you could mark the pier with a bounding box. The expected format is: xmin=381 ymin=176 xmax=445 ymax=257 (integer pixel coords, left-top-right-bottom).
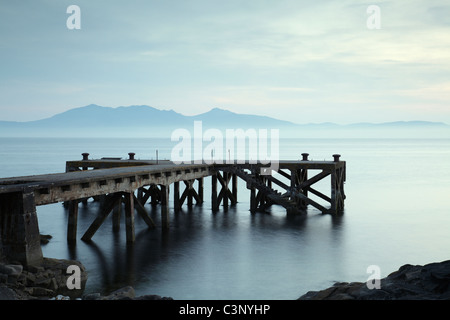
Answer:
xmin=0 ymin=153 xmax=345 ymax=266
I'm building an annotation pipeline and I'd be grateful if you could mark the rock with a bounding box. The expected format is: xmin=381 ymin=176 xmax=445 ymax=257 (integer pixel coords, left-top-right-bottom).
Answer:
xmin=102 ymin=286 xmax=136 ymax=300
xmin=299 ymin=260 xmax=450 ymax=300
xmin=0 ymin=274 xmax=7 ymax=284
xmin=135 ymin=294 xmax=173 ymax=300
xmin=81 ymin=287 xmax=173 ymax=300
xmin=0 ymin=264 xmax=23 ymax=276
xmin=0 ymin=257 xmax=88 ymax=300
xmin=0 ymin=285 xmax=20 ymax=300
xmin=82 ymin=292 xmax=102 ymax=300
xmin=1 ymin=256 xmax=173 ymax=300
xmin=26 ymin=264 xmax=44 ymax=274
xmin=40 ymin=234 xmax=52 ymax=245
xmin=25 ymin=287 xmax=55 ymax=297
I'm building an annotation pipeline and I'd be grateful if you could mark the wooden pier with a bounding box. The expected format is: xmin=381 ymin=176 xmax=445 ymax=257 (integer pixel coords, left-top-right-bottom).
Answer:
xmin=0 ymin=153 xmax=345 ymax=266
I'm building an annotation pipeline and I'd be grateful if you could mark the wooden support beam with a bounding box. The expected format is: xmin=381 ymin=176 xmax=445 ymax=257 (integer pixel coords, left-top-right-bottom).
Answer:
xmin=266 ymin=174 xmax=290 ymax=191
xmin=123 ymin=192 xmax=135 ymax=243
xmin=149 ymin=185 xmax=161 ymax=206
xmin=330 ymin=167 xmax=346 ymax=213
xmin=112 ymin=196 xmax=122 ymax=232
xmin=190 ymin=182 xmax=202 ymax=204
xmin=67 ymin=200 xmax=79 ymax=243
xmin=132 ymin=194 xmax=156 ymax=229
xmin=160 ymin=185 xmax=169 ymax=229
xmin=298 ymin=170 xmax=330 ymax=190
xmin=232 ymin=174 xmax=237 ymax=204
xmin=211 ymin=174 xmax=219 ymax=212
xmin=223 ymin=172 xmax=229 ymax=210
xmin=255 ymin=190 xmax=265 ymax=209
xmin=81 ymin=193 xmax=122 ymax=242
xmin=250 ymin=186 xmax=257 ymax=213
xmin=307 ymin=186 xmax=331 ymax=203
xmin=291 ymin=191 xmax=328 ymax=213
xmin=174 ymin=181 xmax=181 ymax=211
xmin=174 ymin=178 xmax=205 ymax=211
xmin=215 ymin=171 xmax=237 ymax=210
xmin=277 ymin=169 xmax=291 ymax=180
xmin=186 ymin=180 xmax=193 ymax=207
xmin=198 ymin=177 xmax=204 ymax=203
xmin=138 ymin=187 xmax=152 ymax=206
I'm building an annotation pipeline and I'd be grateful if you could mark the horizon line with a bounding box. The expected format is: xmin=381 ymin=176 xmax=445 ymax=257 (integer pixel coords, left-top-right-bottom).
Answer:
xmin=0 ymin=103 xmax=448 ymax=127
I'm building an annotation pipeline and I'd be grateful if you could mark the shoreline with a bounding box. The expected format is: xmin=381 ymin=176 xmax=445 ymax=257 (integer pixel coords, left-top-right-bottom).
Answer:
xmin=298 ymin=260 xmax=450 ymax=300
xmin=2 ymin=257 xmax=450 ymax=300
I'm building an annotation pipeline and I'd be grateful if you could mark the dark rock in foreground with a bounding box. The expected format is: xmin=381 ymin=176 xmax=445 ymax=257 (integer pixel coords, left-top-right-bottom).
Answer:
xmin=299 ymin=260 xmax=450 ymax=300
xmin=82 ymin=286 xmax=172 ymax=300
xmin=0 ymin=257 xmax=87 ymax=300
xmin=0 ymin=257 xmax=172 ymax=300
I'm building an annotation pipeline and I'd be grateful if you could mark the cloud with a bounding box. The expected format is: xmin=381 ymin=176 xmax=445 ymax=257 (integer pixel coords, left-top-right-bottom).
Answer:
xmin=1 ymin=0 xmax=450 ymax=124
xmin=396 ymin=82 xmax=450 ymax=102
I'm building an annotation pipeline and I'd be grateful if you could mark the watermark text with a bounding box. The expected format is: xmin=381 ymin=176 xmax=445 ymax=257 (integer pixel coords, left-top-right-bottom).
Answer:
xmin=171 ymin=121 xmax=279 ymax=174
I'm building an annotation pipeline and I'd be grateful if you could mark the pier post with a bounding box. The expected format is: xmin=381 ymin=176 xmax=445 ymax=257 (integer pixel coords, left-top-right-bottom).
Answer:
xmin=250 ymin=187 xmax=257 ymax=213
xmin=211 ymin=174 xmax=219 ymax=211
xmin=330 ymin=162 xmax=345 ymax=213
xmin=112 ymin=197 xmax=122 ymax=232
xmin=123 ymin=192 xmax=135 ymax=242
xmin=160 ymin=185 xmax=170 ymax=229
xmin=223 ymin=172 xmax=229 ymax=210
xmin=67 ymin=200 xmax=79 ymax=243
xmin=0 ymin=190 xmax=43 ymax=266
xmin=198 ymin=178 xmax=204 ymax=203
xmin=150 ymin=185 xmax=161 ymax=206
xmin=232 ymin=174 xmax=237 ymax=204
xmin=187 ymin=180 xmax=193 ymax=207
xmin=173 ymin=179 xmax=203 ymax=211
xmin=174 ymin=181 xmax=181 ymax=211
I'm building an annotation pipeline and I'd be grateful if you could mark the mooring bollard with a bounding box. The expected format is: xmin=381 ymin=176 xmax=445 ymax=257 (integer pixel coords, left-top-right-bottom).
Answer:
xmin=82 ymin=153 xmax=89 ymax=161
xmin=128 ymin=152 xmax=136 ymax=160
xmin=333 ymin=154 xmax=341 ymax=162
xmin=301 ymin=153 xmax=309 ymax=161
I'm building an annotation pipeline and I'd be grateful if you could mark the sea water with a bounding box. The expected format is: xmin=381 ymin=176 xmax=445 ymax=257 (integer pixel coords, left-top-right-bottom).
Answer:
xmin=0 ymin=137 xmax=449 ymax=299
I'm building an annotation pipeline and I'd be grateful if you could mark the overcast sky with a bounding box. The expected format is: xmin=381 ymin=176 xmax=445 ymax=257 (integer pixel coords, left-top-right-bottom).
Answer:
xmin=1 ymin=0 xmax=449 ymax=124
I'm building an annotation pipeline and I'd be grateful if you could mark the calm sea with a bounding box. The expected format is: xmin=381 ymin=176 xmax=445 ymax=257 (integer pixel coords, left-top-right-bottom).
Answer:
xmin=0 ymin=137 xmax=449 ymax=299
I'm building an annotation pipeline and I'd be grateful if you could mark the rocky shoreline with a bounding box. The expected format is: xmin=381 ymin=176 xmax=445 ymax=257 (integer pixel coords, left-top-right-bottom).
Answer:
xmin=0 ymin=257 xmax=87 ymax=300
xmin=0 ymin=247 xmax=173 ymax=300
xmin=0 ymin=257 xmax=173 ymax=300
xmin=299 ymin=260 xmax=450 ymax=300
xmin=0 ymin=234 xmax=173 ymax=300
xmin=2 ymin=251 xmax=450 ymax=300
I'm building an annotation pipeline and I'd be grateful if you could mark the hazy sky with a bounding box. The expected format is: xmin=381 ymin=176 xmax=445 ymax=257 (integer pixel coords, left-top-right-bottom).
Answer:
xmin=1 ymin=0 xmax=450 ymax=124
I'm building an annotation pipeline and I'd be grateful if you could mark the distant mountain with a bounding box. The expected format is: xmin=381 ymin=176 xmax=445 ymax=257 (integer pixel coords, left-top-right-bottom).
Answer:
xmin=193 ymin=107 xmax=297 ymax=128
xmin=347 ymin=121 xmax=449 ymax=128
xmin=0 ymin=104 xmax=448 ymax=138
xmin=25 ymin=104 xmax=189 ymax=128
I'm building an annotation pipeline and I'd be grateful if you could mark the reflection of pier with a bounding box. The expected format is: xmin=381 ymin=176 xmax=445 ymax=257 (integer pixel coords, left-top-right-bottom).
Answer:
xmin=0 ymin=153 xmax=345 ymax=266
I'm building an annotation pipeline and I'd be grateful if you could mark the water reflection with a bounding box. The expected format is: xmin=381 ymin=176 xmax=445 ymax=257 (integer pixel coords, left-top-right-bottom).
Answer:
xmin=56 ymin=198 xmax=346 ymax=298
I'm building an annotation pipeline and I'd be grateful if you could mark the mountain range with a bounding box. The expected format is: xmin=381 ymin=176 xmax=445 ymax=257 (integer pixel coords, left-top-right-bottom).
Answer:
xmin=0 ymin=104 xmax=448 ymax=138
